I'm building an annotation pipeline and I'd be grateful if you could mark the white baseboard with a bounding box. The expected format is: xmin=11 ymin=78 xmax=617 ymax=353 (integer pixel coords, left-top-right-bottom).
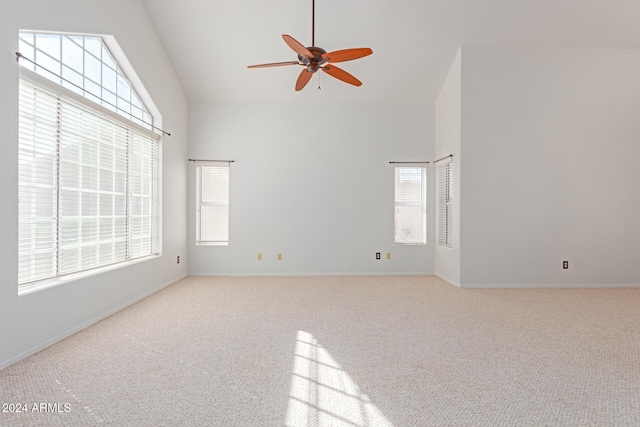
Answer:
xmin=187 ymin=272 xmax=435 ymax=277
xmin=434 ymin=273 xmax=461 ymax=288
xmin=459 ymin=282 xmax=640 ymax=289
xmin=0 ymin=273 xmax=187 ymax=371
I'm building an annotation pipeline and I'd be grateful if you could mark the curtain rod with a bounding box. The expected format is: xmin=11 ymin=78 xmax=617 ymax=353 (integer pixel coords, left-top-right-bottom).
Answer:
xmin=434 ymin=154 xmax=453 ymax=163
xmin=390 ymin=155 xmax=453 ymax=165
xmin=389 ymin=161 xmax=430 ymax=164
xmin=188 ymin=159 xmax=235 ymax=163
xmin=15 ymin=52 xmax=171 ymax=137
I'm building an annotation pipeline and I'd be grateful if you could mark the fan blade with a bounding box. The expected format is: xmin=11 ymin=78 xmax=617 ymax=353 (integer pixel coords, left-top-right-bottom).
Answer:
xmin=295 ymin=69 xmax=313 ymax=91
xmin=282 ymin=34 xmax=313 ymax=58
xmin=322 ymin=48 xmax=373 ymax=63
xmin=248 ymin=61 xmax=300 ymax=69
xmin=322 ymin=65 xmax=362 ymax=87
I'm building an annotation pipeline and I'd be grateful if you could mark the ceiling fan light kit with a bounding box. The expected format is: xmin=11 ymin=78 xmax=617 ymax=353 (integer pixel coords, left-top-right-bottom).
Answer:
xmin=247 ymin=0 xmax=372 ymax=91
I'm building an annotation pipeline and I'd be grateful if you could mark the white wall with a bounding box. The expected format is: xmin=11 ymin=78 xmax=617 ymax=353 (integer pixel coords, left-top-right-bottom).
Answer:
xmin=460 ymin=47 xmax=640 ymax=286
xmin=0 ymin=0 xmax=188 ymax=369
xmin=434 ymin=49 xmax=462 ymax=286
xmin=188 ymin=101 xmax=434 ymax=275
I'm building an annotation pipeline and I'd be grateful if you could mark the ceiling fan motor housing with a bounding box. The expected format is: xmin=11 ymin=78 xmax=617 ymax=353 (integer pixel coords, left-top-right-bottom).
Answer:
xmin=299 ymin=47 xmax=327 ymax=73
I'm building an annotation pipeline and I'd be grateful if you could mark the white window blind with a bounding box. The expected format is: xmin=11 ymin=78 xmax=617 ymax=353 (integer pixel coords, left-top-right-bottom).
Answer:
xmin=18 ymin=76 xmax=160 ymax=286
xmin=437 ymin=158 xmax=453 ymax=247
xmin=196 ymin=163 xmax=229 ymax=245
xmin=394 ymin=166 xmax=426 ymax=245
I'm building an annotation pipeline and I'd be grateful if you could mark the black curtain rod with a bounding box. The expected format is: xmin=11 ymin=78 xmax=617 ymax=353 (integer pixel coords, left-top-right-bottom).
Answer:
xmin=434 ymin=154 xmax=453 ymax=163
xmin=188 ymin=159 xmax=235 ymax=163
xmin=389 ymin=161 xmax=430 ymax=164
xmin=15 ymin=52 xmax=171 ymax=137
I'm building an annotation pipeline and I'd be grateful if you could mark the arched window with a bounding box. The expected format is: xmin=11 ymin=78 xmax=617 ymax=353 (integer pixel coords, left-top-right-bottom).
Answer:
xmin=18 ymin=32 xmax=160 ymax=289
xmin=18 ymin=32 xmax=153 ymax=129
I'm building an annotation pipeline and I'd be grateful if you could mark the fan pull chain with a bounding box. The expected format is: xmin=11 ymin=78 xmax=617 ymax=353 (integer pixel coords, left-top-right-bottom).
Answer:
xmin=318 ymin=72 xmax=321 ymax=90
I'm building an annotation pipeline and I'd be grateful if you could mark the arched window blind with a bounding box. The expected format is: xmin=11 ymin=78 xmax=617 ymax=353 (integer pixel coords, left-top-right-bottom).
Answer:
xmin=394 ymin=166 xmax=427 ymax=245
xmin=437 ymin=158 xmax=453 ymax=247
xmin=18 ymin=73 xmax=160 ymax=286
xmin=195 ymin=162 xmax=229 ymax=245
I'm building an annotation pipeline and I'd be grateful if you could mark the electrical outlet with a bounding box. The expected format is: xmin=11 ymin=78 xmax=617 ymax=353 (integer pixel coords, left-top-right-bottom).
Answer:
xmin=387 ymin=252 xmax=391 ymax=260
xmin=277 ymin=253 xmax=282 ymax=261
xmin=257 ymin=253 xmax=262 ymax=261
xmin=563 ymin=261 xmax=569 ymax=269
xmin=177 ymin=256 xmax=180 ymax=264
xmin=376 ymin=252 xmax=381 ymax=260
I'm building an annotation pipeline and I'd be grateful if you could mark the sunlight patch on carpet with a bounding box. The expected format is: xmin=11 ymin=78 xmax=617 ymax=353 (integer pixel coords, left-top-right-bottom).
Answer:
xmin=286 ymin=330 xmax=394 ymax=427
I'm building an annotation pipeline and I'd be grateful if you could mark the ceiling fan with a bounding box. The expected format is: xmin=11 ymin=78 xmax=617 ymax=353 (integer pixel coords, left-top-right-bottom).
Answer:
xmin=247 ymin=0 xmax=373 ymax=91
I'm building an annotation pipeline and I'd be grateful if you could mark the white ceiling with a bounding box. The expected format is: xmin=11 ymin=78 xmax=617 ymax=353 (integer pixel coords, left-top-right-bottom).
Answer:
xmin=142 ymin=0 xmax=640 ymax=104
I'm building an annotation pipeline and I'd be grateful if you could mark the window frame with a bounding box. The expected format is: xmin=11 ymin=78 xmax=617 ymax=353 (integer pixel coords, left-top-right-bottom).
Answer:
xmin=18 ymin=32 xmax=153 ymax=130
xmin=195 ymin=162 xmax=230 ymax=246
xmin=437 ymin=158 xmax=453 ymax=248
xmin=17 ymin=33 xmax=161 ymax=293
xmin=394 ymin=165 xmax=427 ymax=245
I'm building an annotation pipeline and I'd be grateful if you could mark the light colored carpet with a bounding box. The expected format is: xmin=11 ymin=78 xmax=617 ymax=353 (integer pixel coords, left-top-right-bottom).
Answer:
xmin=1 ymin=275 xmax=640 ymax=426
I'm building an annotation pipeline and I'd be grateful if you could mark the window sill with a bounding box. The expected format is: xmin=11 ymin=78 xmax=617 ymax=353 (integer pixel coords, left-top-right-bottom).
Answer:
xmin=18 ymin=254 xmax=160 ymax=297
xmin=394 ymin=242 xmax=427 ymax=246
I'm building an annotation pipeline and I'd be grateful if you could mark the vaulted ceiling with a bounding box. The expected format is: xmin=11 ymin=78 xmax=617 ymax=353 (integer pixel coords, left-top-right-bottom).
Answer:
xmin=142 ymin=0 xmax=640 ymax=104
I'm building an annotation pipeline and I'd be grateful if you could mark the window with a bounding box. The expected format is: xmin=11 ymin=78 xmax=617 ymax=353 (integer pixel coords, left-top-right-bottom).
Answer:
xmin=437 ymin=159 xmax=453 ymax=247
xmin=18 ymin=32 xmax=160 ymax=287
xmin=196 ymin=163 xmax=229 ymax=245
xmin=18 ymin=32 xmax=152 ymax=129
xmin=394 ymin=166 xmax=426 ymax=245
